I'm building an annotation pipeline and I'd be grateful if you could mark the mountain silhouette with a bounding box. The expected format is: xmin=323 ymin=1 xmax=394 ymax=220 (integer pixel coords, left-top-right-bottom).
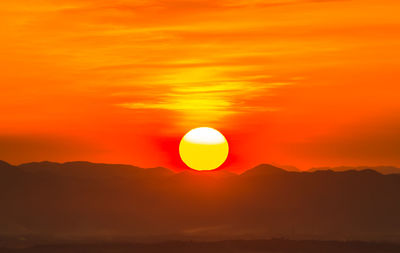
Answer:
xmin=241 ymin=164 xmax=288 ymax=176
xmin=1 ymin=161 xmax=400 ymax=243
xmin=310 ymin=166 xmax=400 ymax=175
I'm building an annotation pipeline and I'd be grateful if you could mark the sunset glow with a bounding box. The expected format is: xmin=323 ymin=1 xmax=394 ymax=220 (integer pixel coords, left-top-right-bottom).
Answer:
xmin=1 ymin=0 xmax=400 ymax=171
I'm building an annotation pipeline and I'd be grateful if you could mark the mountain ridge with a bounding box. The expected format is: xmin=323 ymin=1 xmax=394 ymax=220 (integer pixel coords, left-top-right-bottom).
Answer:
xmin=310 ymin=166 xmax=400 ymax=175
xmin=1 ymin=160 xmax=400 ymax=242
xmin=3 ymin=160 xmax=399 ymax=175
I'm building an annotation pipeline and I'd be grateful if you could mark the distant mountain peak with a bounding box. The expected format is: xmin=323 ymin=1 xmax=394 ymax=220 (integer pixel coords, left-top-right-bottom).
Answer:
xmin=0 ymin=160 xmax=10 ymax=165
xmin=310 ymin=166 xmax=400 ymax=175
xmin=144 ymin=166 xmax=175 ymax=175
xmin=0 ymin=160 xmax=12 ymax=168
xmin=18 ymin=161 xmax=62 ymax=171
xmin=241 ymin=164 xmax=287 ymax=176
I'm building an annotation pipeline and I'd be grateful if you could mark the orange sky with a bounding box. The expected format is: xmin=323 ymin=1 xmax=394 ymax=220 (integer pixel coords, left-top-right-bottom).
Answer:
xmin=1 ymin=0 xmax=400 ymax=171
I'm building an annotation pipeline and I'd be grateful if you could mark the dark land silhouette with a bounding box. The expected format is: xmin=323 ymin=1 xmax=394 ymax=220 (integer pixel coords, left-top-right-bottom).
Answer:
xmin=309 ymin=166 xmax=400 ymax=175
xmin=1 ymin=161 xmax=400 ymax=251
xmin=2 ymin=240 xmax=400 ymax=253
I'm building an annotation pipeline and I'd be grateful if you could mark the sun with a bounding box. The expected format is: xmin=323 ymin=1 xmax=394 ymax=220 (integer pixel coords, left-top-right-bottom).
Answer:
xmin=179 ymin=127 xmax=229 ymax=171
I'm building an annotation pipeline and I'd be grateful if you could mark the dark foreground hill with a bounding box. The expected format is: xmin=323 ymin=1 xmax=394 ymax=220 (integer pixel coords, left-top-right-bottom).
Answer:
xmin=1 ymin=161 xmax=400 ymax=242
xmin=2 ymin=240 xmax=400 ymax=253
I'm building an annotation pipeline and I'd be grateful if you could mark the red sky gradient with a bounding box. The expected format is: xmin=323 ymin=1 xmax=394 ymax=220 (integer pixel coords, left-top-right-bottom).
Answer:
xmin=1 ymin=0 xmax=400 ymax=172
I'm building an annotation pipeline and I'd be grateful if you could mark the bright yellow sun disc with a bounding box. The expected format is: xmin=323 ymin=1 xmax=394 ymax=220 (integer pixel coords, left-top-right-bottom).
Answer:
xmin=179 ymin=127 xmax=229 ymax=171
